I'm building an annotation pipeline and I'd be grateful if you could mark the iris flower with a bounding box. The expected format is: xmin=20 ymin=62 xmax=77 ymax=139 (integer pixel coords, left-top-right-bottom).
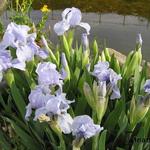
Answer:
xmin=0 ymin=22 xmax=48 ymax=63
xmin=25 ymin=88 xmax=73 ymax=134
xmin=54 ymin=7 xmax=91 ymax=36
xmin=36 ymin=62 xmax=63 ymax=87
xmin=72 ymin=115 xmax=103 ymax=139
xmin=92 ymin=61 xmax=122 ymax=99
xmin=25 ymin=85 xmax=52 ymax=120
xmin=33 ymin=93 xmax=72 ymax=120
xmin=0 ymin=22 xmax=30 ymax=49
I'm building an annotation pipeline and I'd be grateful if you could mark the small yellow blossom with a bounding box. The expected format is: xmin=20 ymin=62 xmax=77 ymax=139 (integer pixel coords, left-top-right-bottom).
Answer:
xmin=41 ymin=5 xmax=50 ymax=13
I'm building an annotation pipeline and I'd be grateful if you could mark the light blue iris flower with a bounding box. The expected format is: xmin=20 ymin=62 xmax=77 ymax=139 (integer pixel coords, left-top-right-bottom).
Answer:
xmin=36 ymin=62 xmax=63 ymax=87
xmin=0 ymin=22 xmax=30 ymax=49
xmin=25 ymin=87 xmax=73 ymax=134
xmin=54 ymin=7 xmax=91 ymax=35
xmin=0 ymin=22 xmax=49 ymax=63
xmin=72 ymin=115 xmax=103 ymax=139
xmin=33 ymin=93 xmax=72 ymax=120
xmin=25 ymin=85 xmax=52 ymax=120
xmin=92 ymin=61 xmax=122 ymax=99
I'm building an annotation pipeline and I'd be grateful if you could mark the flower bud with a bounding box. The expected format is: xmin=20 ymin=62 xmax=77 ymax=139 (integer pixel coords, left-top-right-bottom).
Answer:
xmin=139 ymin=94 xmax=150 ymax=107
xmin=136 ymin=33 xmax=142 ymax=47
xmin=82 ymin=50 xmax=89 ymax=68
xmin=61 ymin=53 xmax=70 ymax=80
xmin=98 ymin=81 xmax=106 ymax=98
xmin=129 ymin=95 xmax=150 ymax=130
xmin=81 ymin=33 xmax=89 ymax=51
xmin=83 ymin=82 xmax=95 ymax=109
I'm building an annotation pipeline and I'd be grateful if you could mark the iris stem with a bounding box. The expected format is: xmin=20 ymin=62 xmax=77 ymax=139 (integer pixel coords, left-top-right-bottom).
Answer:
xmin=72 ymin=146 xmax=80 ymax=150
xmin=92 ymin=111 xmax=102 ymax=150
xmin=92 ymin=134 xmax=99 ymax=150
xmin=50 ymin=122 xmax=66 ymax=150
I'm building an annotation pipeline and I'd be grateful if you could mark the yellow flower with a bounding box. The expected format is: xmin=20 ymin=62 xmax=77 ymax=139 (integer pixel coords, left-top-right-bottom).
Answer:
xmin=41 ymin=5 xmax=50 ymax=13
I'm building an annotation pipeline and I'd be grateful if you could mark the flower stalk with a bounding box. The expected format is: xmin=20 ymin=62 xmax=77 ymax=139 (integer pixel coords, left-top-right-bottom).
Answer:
xmin=50 ymin=121 xmax=66 ymax=150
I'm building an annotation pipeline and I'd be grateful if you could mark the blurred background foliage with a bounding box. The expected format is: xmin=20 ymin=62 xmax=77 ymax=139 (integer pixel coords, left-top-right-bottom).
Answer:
xmin=0 ymin=0 xmax=149 ymax=20
xmin=30 ymin=0 xmax=150 ymax=20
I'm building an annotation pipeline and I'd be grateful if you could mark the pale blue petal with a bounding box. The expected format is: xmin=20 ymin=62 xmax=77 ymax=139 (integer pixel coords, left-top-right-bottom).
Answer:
xmin=0 ymin=50 xmax=12 ymax=71
xmin=36 ymin=62 xmax=62 ymax=86
xmin=45 ymin=94 xmax=70 ymax=115
xmin=110 ymin=85 xmax=121 ymax=100
xmin=34 ymin=107 xmax=47 ymax=121
xmin=144 ymin=79 xmax=150 ymax=93
xmin=46 ymin=97 xmax=61 ymax=115
xmin=92 ymin=61 xmax=109 ymax=78
xmin=60 ymin=68 xmax=67 ymax=80
xmin=16 ymin=45 xmax=34 ymax=62
xmin=28 ymin=85 xmax=51 ymax=109
xmin=11 ymin=59 xmax=26 ymax=71
xmin=57 ymin=113 xmax=73 ymax=134
xmin=27 ymin=33 xmax=37 ymax=43
xmin=72 ymin=115 xmax=103 ymax=139
xmin=6 ymin=22 xmax=30 ymax=47
xmin=0 ymin=32 xmax=15 ymax=49
xmin=36 ymin=49 xmax=49 ymax=59
xmin=36 ymin=62 xmax=56 ymax=74
xmin=54 ymin=20 xmax=70 ymax=36
xmin=62 ymin=8 xmax=72 ymax=20
xmin=66 ymin=7 xmax=82 ymax=27
xmin=109 ymin=69 xmax=122 ymax=86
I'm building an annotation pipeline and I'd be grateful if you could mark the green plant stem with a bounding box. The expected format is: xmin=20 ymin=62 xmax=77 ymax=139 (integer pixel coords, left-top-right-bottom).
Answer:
xmin=92 ymin=134 xmax=99 ymax=150
xmin=125 ymin=125 xmax=135 ymax=149
xmin=58 ymin=132 xmax=66 ymax=150
xmin=92 ymin=112 xmax=102 ymax=150
xmin=16 ymin=0 xmax=19 ymax=12
xmin=50 ymin=122 xmax=66 ymax=150
xmin=73 ymin=146 xmax=80 ymax=150
xmin=72 ymin=138 xmax=84 ymax=150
